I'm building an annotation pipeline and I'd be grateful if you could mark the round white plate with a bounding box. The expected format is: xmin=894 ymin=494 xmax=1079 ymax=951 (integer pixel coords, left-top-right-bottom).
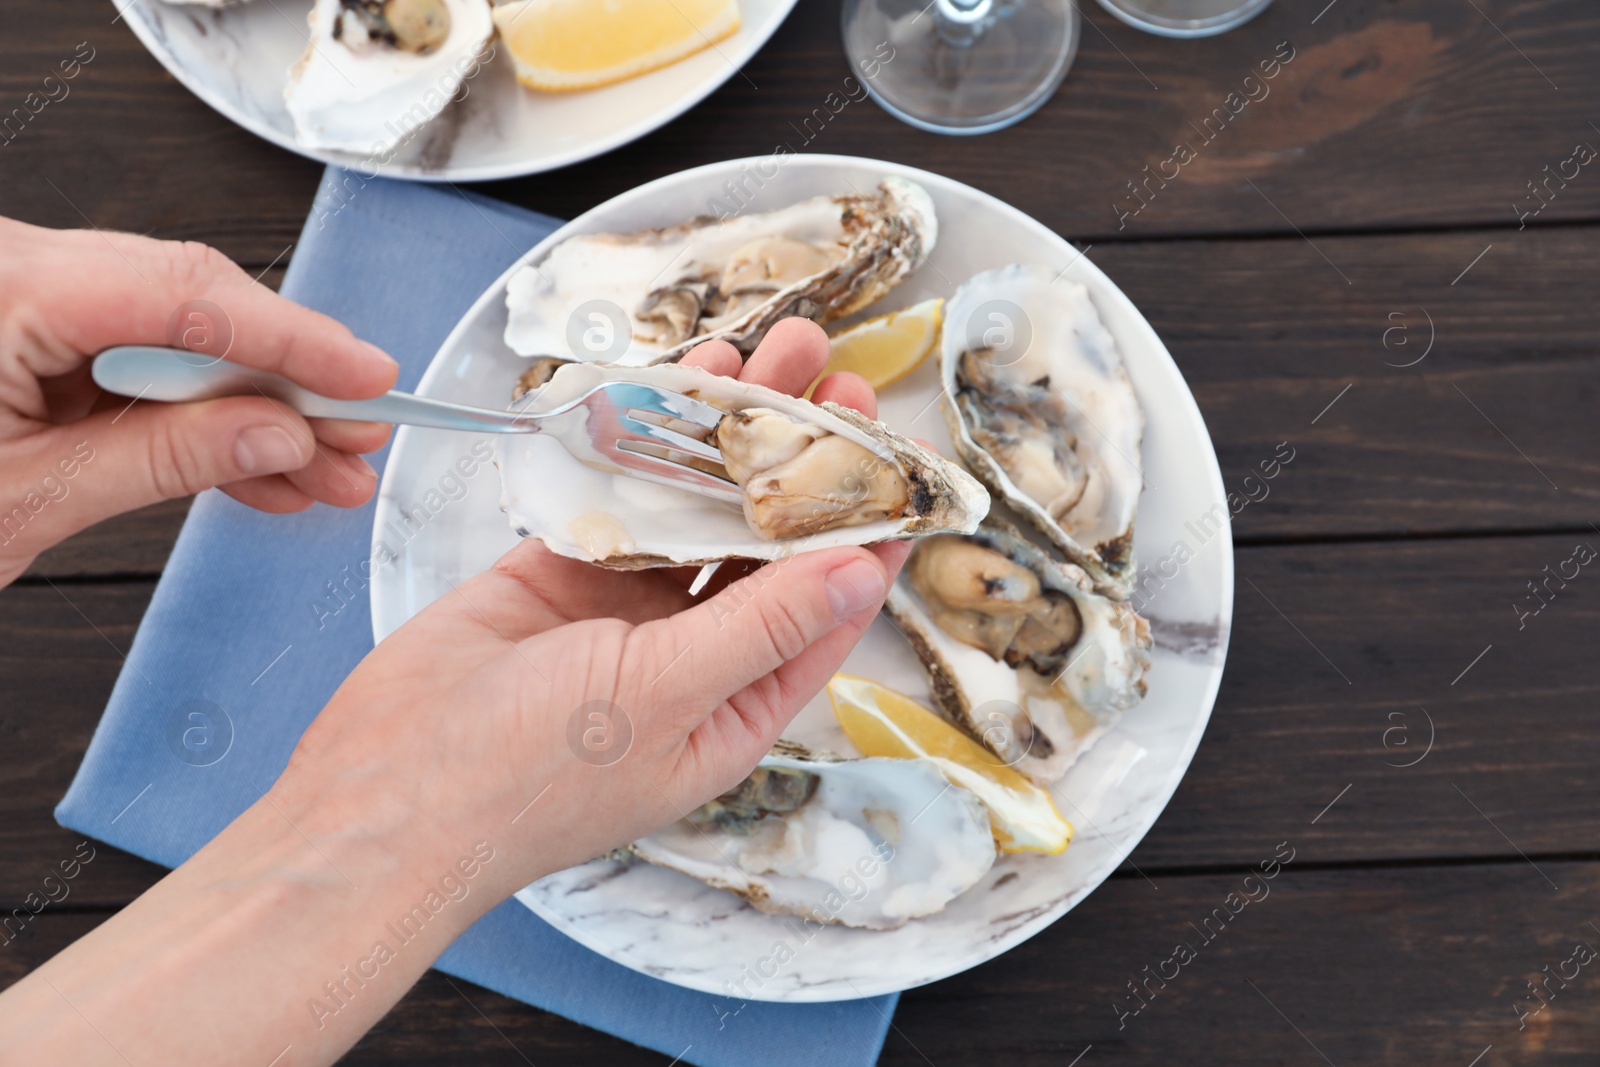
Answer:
xmin=120 ymin=0 xmax=798 ymax=181
xmin=369 ymin=155 xmax=1233 ymax=1001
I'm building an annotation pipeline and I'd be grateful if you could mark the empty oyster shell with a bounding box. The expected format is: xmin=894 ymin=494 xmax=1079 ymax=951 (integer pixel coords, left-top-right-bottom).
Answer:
xmin=630 ymin=741 xmax=997 ymax=930
xmin=503 ymin=178 xmax=937 ymax=365
xmin=495 ymin=362 xmax=990 ymax=568
xmin=940 ymin=264 xmax=1144 ymax=600
xmin=885 ymin=520 xmax=1151 ymax=784
xmin=284 ymin=0 xmax=493 ymax=154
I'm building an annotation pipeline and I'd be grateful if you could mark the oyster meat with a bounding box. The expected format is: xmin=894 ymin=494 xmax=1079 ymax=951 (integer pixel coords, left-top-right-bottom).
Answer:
xmin=713 ymin=406 xmax=920 ymax=541
xmin=284 ymin=0 xmax=494 ymax=154
xmin=886 ymin=521 xmax=1152 ymax=784
xmin=941 ymin=264 xmax=1144 ymax=599
xmin=503 ymin=179 xmax=937 ymax=365
xmin=496 ymin=361 xmax=989 ymax=568
xmin=631 ymin=742 xmax=997 ymax=930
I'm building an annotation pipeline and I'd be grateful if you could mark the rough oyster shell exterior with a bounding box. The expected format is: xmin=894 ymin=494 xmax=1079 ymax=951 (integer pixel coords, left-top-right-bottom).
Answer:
xmin=504 ymin=178 xmax=937 ymax=365
xmin=939 ymin=263 xmax=1145 ymax=600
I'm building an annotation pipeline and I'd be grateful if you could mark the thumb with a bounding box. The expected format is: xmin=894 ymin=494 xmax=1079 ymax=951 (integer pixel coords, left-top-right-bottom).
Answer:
xmin=20 ymin=395 xmax=315 ymax=541
xmin=632 ymin=547 xmax=890 ymax=725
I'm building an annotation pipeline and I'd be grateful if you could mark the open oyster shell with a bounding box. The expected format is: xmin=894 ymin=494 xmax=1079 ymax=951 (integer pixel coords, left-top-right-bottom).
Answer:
xmin=495 ymin=362 xmax=990 ymax=568
xmin=885 ymin=520 xmax=1152 ymax=784
xmin=630 ymin=741 xmax=997 ymax=930
xmin=503 ymin=178 xmax=937 ymax=365
xmin=284 ymin=0 xmax=494 ymax=154
xmin=940 ymin=264 xmax=1145 ymax=600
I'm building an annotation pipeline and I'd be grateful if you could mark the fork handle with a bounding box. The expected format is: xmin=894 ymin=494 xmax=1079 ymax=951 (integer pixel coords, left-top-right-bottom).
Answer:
xmin=91 ymin=346 xmax=533 ymax=434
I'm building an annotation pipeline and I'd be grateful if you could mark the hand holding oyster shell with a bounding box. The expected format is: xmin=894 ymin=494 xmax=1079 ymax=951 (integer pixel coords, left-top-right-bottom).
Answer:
xmin=286 ymin=321 xmax=913 ymax=889
xmin=0 ymin=323 xmax=917 ymax=1066
xmin=496 ymin=319 xmax=989 ymax=569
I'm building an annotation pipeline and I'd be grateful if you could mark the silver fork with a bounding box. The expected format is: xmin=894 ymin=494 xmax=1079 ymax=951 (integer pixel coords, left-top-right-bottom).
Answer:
xmin=91 ymin=346 xmax=741 ymax=504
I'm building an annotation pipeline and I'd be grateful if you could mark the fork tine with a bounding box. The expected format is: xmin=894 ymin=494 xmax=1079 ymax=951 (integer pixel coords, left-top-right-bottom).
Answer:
xmin=618 ymin=412 xmax=726 ymax=464
xmin=604 ymin=381 xmax=727 ymax=430
xmin=559 ymin=378 xmax=748 ymax=503
xmin=604 ymin=443 xmax=744 ymax=504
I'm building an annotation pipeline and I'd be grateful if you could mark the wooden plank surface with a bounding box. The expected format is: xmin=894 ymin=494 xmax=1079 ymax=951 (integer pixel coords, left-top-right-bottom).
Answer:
xmin=23 ymin=499 xmax=190 ymax=580
xmin=1145 ymin=532 xmax=1600 ymax=868
xmin=886 ymin=861 xmax=1600 ymax=1067
xmin=4 ymin=1 xmax=1600 ymax=260
xmin=0 ymin=7 xmax=321 ymax=262
xmin=0 ymin=583 xmax=168 ymax=906
xmin=8 ymin=860 xmax=1597 ymax=1065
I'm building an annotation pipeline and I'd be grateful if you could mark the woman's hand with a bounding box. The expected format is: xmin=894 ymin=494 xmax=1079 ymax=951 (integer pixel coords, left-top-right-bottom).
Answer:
xmin=0 ymin=318 xmax=907 ymax=1067
xmin=280 ymin=317 xmax=908 ymax=900
xmin=0 ymin=216 xmax=399 ymax=586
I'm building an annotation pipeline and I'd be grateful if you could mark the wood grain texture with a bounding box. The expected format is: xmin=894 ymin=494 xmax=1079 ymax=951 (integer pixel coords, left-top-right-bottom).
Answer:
xmin=3 ymin=1 xmax=1599 ymax=261
xmin=0 ymin=10 xmax=321 ymax=264
xmin=0 ymin=583 xmax=168 ymax=906
xmin=23 ymin=499 xmax=191 ymax=579
xmin=1096 ymin=224 xmax=1600 ymax=541
xmin=8 ymin=861 xmax=1597 ymax=1065
xmin=1139 ymin=531 xmax=1600 ymax=869
xmin=885 ymin=860 xmax=1600 ymax=1066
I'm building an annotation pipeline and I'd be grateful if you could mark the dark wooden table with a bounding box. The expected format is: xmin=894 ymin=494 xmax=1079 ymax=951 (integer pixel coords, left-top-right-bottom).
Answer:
xmin=5 ymin=0 xmax=1599 ymax=1062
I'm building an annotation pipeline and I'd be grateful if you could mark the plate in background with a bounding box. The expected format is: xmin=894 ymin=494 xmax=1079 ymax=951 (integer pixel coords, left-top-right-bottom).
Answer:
xmin=119 ymin=0 xmax=798 ymax=181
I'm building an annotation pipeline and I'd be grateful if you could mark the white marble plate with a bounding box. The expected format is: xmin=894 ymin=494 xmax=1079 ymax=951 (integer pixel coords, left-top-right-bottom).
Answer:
xmin=119 ymin=0 xmax=798 ymax=181
xmin=369 ymin=155 xmax=1232 ymax=1001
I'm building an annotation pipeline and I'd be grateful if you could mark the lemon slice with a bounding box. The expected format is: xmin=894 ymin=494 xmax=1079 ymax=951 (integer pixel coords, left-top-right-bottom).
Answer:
xmin=827 ymin=674 xmax=1072 ymax=855
xmin=807 ymin=298 xmax=943 ymax=397
xmin=493 ymin=0 xmax=741 ymax=93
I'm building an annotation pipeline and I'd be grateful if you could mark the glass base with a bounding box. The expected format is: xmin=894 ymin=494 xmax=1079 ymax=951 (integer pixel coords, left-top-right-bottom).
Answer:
xmin=1093 ymin=0 xmax=1273 ymax=39
xmin=842 ymin=0 xmax=1079 ymax=136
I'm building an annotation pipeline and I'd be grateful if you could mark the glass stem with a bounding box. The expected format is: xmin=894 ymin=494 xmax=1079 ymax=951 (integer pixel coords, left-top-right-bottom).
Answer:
xmin=934 ymin=0 xmax=994 ymax=45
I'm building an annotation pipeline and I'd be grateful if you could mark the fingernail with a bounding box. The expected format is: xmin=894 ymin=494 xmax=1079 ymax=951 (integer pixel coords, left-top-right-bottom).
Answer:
xmin=352 ymin=454 xmax=376 ymax=478
xmin=359 ymin=340 xmax=399 ymax=371
xmin=234 ymin=425 xmax=304 ymax=475
xmin=825 ymin=558 xmax=886 ymax=622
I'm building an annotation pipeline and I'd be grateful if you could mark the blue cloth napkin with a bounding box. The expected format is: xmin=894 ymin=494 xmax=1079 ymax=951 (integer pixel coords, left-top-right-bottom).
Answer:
xmin=56 ymin=168 xmax=897 ymax=1067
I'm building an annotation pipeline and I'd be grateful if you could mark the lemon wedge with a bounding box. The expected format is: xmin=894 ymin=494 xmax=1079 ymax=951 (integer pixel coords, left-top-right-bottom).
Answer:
xmin=827 ymin=674 xmax=1072 ymax=855
xmin=493 ymin=0 xmax=741 ymax=93
xmin=807 ymin=298 xmax=943 ymax=397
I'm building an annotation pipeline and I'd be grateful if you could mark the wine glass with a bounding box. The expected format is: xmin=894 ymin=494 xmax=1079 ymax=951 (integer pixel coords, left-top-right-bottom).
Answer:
xmin=1094 ymin=0 xmax=1273 ymax=38
xmin=841 ymin=0 xmax=1079 ymax=136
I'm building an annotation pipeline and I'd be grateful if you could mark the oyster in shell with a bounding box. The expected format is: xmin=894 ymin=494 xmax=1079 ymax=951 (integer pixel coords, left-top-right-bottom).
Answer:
xmin=885 ymin=521 xmax=1152 ymax=784
xmin=503 ymin=178 xmax=937 ymax=365
xmin=712 ymin=406 xmax=923 ymax=541
xmin=284 ymin=0 xmax=494 ymax=154
xmin=941 ymin=264 xmax=1144 ymax=600
xmin=496 ymin=362 xmax=989 ymax=568
xmin=630 ymin=742 xmax=997 ymax=930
